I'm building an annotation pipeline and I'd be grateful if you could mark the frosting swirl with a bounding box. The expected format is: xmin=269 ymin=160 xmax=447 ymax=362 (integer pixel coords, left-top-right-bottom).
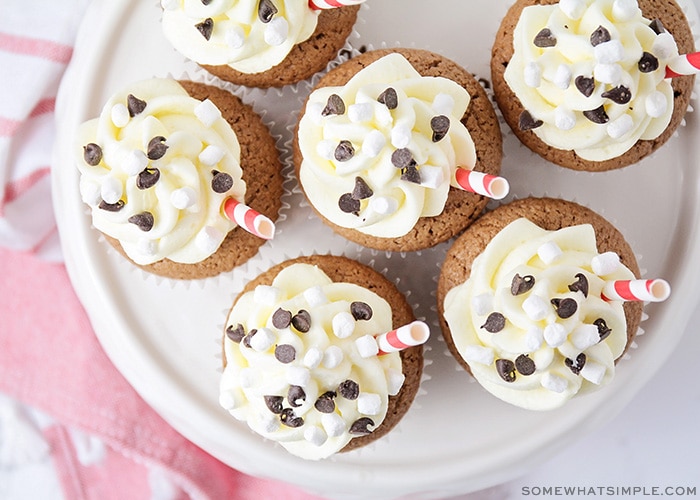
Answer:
xmin=505 ymin=0 xmax=678 ymax=161
xmin=220 ymin=263 xmax=405 ymax=460
xmin=298 ymin=53 xmax=477 ymax=238
xmin=161 ymin=0 xmax=319 ymax=74
xmin=443 ymin=218 xmax=635 ymax=410
xmin=76 ymin=78 xmax=245 ymax=265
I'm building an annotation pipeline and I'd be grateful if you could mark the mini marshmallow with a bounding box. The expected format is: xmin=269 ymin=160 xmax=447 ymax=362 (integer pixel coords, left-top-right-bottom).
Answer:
xmin=541 ymin=372 xmax=568 ymax=393
xmin=544 ymin=323 xmax=568 ymax=347
xmin=432 ymin=93 xmax=455 ymax=115
xmin=591 ymin=251 xmax=620 ymax=275
xmin=307 ymin=102 xmax=325 ymax=125
xmin=250 ymin=327 xmax=276 ymax=352
xmin=198 ymin=145 xmax=225 ymax=166
xmin=304 ymin=426 xmax=328 ymax=447
xmin=369 ymin=196 xmax=398 ymax=216
xmin=471 ymin=293 xmax=494 ymax=316
xmin=286 ymin=366 xmax=311 ymax=388
xmin=137 ymin=238 xmax=157 ymax=257
xmin=523 ymin=295 xmax=549 ymax=321
xmin=571 ymin=324 xmax=601 ymax=350
xmin=652 ymin=32 xmax=677 ymax=60
xmin=374 ymin=106 xmax=393 ymax=127
xmin=225 ymin=26 xmax=245 ymax=49
xmin=607 ymin=114 xmax=634 ymax=139
xmin=538 ymin=241 xmax=562 ymax=264
xmin=79 ymin=180 xmax=102 ymax=206
xmin=195 ymin=226 xmax=223 ymax=255
xmin=160 ymin=0 xmax=178 ymax=10
xmin=323 ymin=346 xmax=344 ymax=369
xmin=194 ymin=99 xmax=222 ymax=128
xmin=594 ymin=63 xmax=622 ymax=84
xmin=100 ymin=176 xmax=123 ymax=205
xmin=316 ymin=139 xmax=337 ymax=160
xmin=239 ymin=368 xmax=255 ymax=388
xmin=594 ymin=40 xmax=625 ymax=64
xmin=218 ymin=390 xmax=238 ymax=410
xmin=612 ymin=0 xmax=638 ymax=21
xmin=355 ymin=335 xmax=379 ymax=358
xmin=525 ymin=326 xmax=544 ymax=351
xmin=558 ymin=0 xmax=586 ymax=19
xmin=419 ymin=165 xmax=444 ymax=189
xmin=362 ymin=130 xmax=386 ymax=158
xmin=264 ymin=17 xmax=288 ymax=46
xmin=303 ymin=285 xmax=328 ymax=307
xmin=462 ymin=345 xmax=495 ymax=366
xmin=553 ymin=64 xmax=572 ymax=90
xmin=386 ymin=368 xmax=405 ymax=396
xmin=554 ymin=106 xmax=576 ymax=131
xmin=261 ymin=412 xmax=280 ymax=433
xmin=253 ymin=285 xmax=282 ymax=305
xmin=390 ymin=124 xmax=412 ymax=149
xmin=357 ymin=393 xmax=381 ymax=415
xmin=170 ymin=186 xmax=198 ymax=210
xmin=332 ymin=312 xmax=355 ymax=339
xmin=123 ymin=149 xmax=149 ymax=175
xmin=111 ymin=103 xmax=130 ymax=128
xmin=348 ymin=103 xmax=373 ymax=123
xmin=580 ymin=361 xmax=606 ymax=385
xmin=524 ymin=61 xmax=542 ymax=88
xmin=303 ymin=347 xmax=323 ymax=369
xmin=322 ymin=413 xmax=345 ymax=437
xmin=645 ymin=91 xmax=668 ymax=118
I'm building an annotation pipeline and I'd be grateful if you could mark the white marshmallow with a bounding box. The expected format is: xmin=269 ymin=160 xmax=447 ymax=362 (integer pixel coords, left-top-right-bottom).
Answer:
xmin=79 ymin=179 xmax=102 ymax=206
xmin=357 ymin=393 xmax=381 ymax=415
xmin=571 ymin=324 xmax=601 ymax=350
xmin=195 ymin=226 xmax=223 ymax=255
xmin=250 ymin=327 xmax=276 ymax=352
xmin=524 ymin=62 xmax=542 ymax=88
xmin=253 ymin=285 xmax=282 ymax=305
xmin=558 ymin=0 xmax=586 ymax=19
xmin=554 ymin=106 xmax=577 ymax=131
xmin=286 ymin=366 xmax=311 ymax=388
xmin=390 ymin=124 xmax=412 ymax=149
xmin=303 ymin=347 xmax=323 ymax=369
xmin=553 ymin=64 xmax=572 ymax=90
xmin=264 ymin=17 xmax=288 ymax=46
xmin=612 ymin=0 xmax=638 ymax=22
xmin=307 ymin=102 xmax=325 ymax=125
xmin=544 ymin=323 xmax=568 ymax=347
xmin=304 ymin=426 xmax=327 ymax=447
xmin=198 ymin=145 xmax=225 ymax=166
xmin=541 ymin=372 xmax=568 ymax=393
xmin=332 ymin=312 xmax=355 ymax=339
xmin=432 ymin=93 xmax=455 ymax=115
xmin=322 ymin=413 xmax=345 ymax=437
xmin=323 ymin=346 xmax=344 ymax=369
xmin=419 ymin=165 xmax=444 ymax=189
xmin=170 ymin=186 xmax=198 ymax=210
xmin=471 ymin=293 xmax=494 ymax=316
xmin=362 ymin=130 xmax=386 ymax=158
xmin=594 ymin=40 xmax=625 ymax=64
xmin=591 ymin=251 xmax=620 ymax=275
xmin=523 ymin=295 xmax=549 ymax=321
xmin=303 ymin=285 xmax=328 ymax=307
xmin=580 ymin=361 xmax=606 ymax=385
xmin=348 ymin=103 xmax=373 ymax=123
xmin=652 ymin=33 xmax=677 ymax=60
xmin=194 ymin=99 xmax=222 ymax=128
xmin=645 ymin=91 xmax=668 ymax=118
xmin=462 ymin=345 xmax=495 ymax=366
xmin=100 ymin=176 xmax=123 ymax=204
xmin=355 ymin=335 xmax=379 ymax=358
xmin=386 ymin=368 xmax=405 ymax=396
xmin=594 ymin=63 xmax=623 ymax=84
xmin=369 ymin=196 xmax=398 ymax=216
xmin=607 ymin=114 xmax=634 ymax=139
xmin=316 ymin=139 xmax=337 ymax=160
xmin=225 ymin=26 xmax=245 ymax=49
xmin=525 ymin=326 xmax=544 ymax=351
xmin=538 ymin=241 xmax=562 ymax=264
xmin=111 ymin=103 xmax=130 ymax=128
xmin=123 ymin=149 xmax=148 ymax=175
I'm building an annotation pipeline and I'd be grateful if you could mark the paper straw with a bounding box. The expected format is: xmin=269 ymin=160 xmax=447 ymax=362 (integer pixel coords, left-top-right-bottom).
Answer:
xmin=601 ymin=279 xmax=670 ymax=302
xmin=454 ymin=167 xmax=510 ymax=200
xmin=665 ymin=52 xmax=700 ymax=78
xmin=308 ymin=0 xmax=366 ymax=9
xmin=376 ymin=321 xmax=430 ymax=355
xmin=222 ymin=198 xmax=275 ymax=240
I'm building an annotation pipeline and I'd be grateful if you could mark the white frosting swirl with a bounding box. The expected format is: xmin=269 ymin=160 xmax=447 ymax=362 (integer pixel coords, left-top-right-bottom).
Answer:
xmin=161 ymin=0 xmax=319 ymax=74
xmin=76 ymin=78 xmax=245 ymax=265
xmin=505 ymin=0 xmax=678 ymax=161
xmin=443 ymin=219 xmax=635 ymax=410
xmin=298 ymin=53 xmax=477 ymax=238
xmin=220 ymin=263 xmax=404 ymax=460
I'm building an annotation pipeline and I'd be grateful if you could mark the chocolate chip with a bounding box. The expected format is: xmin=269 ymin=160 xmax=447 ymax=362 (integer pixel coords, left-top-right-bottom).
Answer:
xmin=352 ymin=177 xmax=373 ymax=200
xmin=551 ymin=298 xmax=578 ymax=319
xmin=515 ymin=354 xmax=536 ymax=376
xmin=127 ymin=94 xmax=147 ymax=117
xmin=602 ymin=85 xmax=632 ymax=105
xmin=274 ymin=344 xmax=296 ymax=364
xmin=128 ymin=212 xmax=154 ymax=232
xmin=211 ymin=170 xmax=233 ymax=193
xmin=519 ymin=110 xmax=543 ymax=131
xmin=83 ymin=143 xmax=103 ymax=166
xmin=568 ymin=273 xmax=589 ymax=297
xmin=430 ymin=115 xmax=450 ymax=142
xmin=575 ymin=76 xmax=595 ymax=97
xmin=264 ymin=395 xmax=284 ymax=414
xmin=291 ymin=310 xmax=311 ymax=333
xmin=321 ymin=94 xmax=345 ymax=116
xmin=583 ymin=105 xmax=609 ymax=124
xmin=391 ymin=148 xmax=415 ymax=169
xmin=401 ymin=166 xmax=422 ymax=184
xmin=338 ymin=379 xmax=359 ymax=400
xmin=201 ymin=0 xmax=213 ymax=4
xmin=338 ymin=193 xmax=360 ymax=215
xmin=287 ymin=386 xmax=306 ymax=407
xmin=258 ymin=0 xmax=278 ymax=23
xmin=590 ymin=25 xmax=611 ymax=46
xmin=272 ymin=308 xmax=292 ymax=329
xmin=280 ymin=408 xmax=303 ymax=427
xmin=334 ymin=140 xmax=355 ymax=162
xmin=511 ymin=274 xmax=535 ymax=296
xmin=481 ymin=312 xmax=506 ymax=333
xmin=495 ymin=359 xmax=517 ymax=382
xmin=594 ymin=318 xmax=612 ymax=341
xmin=195 ymin=18 xmax=214 ymax=40
xmin=242 ymin=330 xmax=255 ymax=348
xmin=314 ymin=391 xmax=336 ymax=413
xmin=565 ymin=353 xmax=587 ymax=375
xmin=147 ymin=136 xmax=168 ymax=160
xmin=350 ymin=301 xmax=372 ymax=321
xmin=638 ymin=52 xmax=659 ymax=73
xmin=98 ymin=200 xmax=125 ymax=212
xmin=226 ymin=323 xmax=245 ymax=343
xmin=533 ymin=28 xmax=557 ymax=48
xmin=377 ymin=87 xmax=398 ymax=109
xmin=136 ymin=168 xmax=160 ymax=190
xmin=649 ymin=18 xmax=665 ymax=34
xmin=349 ymin=417 xmax=374 ymax=435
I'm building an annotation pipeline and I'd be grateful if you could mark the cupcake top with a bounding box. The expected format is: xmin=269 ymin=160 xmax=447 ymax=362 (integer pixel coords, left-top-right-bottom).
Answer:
xmin=297 ymin=53 xmax=477 ymax=239
xmin=220 ymin=262 xmax=409 ymax=460
xmin=76 ymin=78 xmax=245 ymax=266
xmin=505 ymin=0 xmax=679 ymax=161
xmin=442 ymin=217 xmax=636 ymax=410
xmin=161 ymin=0 xmax=320 ymax=74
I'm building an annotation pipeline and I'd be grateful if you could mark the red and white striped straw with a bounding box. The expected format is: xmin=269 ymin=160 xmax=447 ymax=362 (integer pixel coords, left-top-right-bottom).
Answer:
xmin=308 ymin=0 xmax=366 ymax=9
xmin=454 ymin=167 xmax=510 ymax=200
xmin=665 ymin=52 xmax=700 ymax=78
xmin=222 ymin=198 xmax=275 ymax=240
xmin=376 ymin=321 xmax=430 ymax=355
xmin=601 ymin=279 xmax=671 ymax=302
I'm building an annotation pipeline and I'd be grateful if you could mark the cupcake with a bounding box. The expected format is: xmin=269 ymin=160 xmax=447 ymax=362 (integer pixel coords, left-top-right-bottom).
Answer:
xmin=160 ymin=0 xmax=361 ymax=88
xmin=219 ymin=254 xmax=428 ymax=459
xmin=293 ymin=48 xmax=505 ymax=252
xmin=491 ymin=0 xmax=696 ymax=171
xmin=437 ymin=198 xmax=669 ymax=410
xmin=75 ymin=78 xmax=283 ymax=279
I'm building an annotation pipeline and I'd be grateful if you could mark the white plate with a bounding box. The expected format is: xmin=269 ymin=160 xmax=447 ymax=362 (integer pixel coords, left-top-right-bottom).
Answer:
xmin=52 ymin=1 xmax=700 ymax=498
